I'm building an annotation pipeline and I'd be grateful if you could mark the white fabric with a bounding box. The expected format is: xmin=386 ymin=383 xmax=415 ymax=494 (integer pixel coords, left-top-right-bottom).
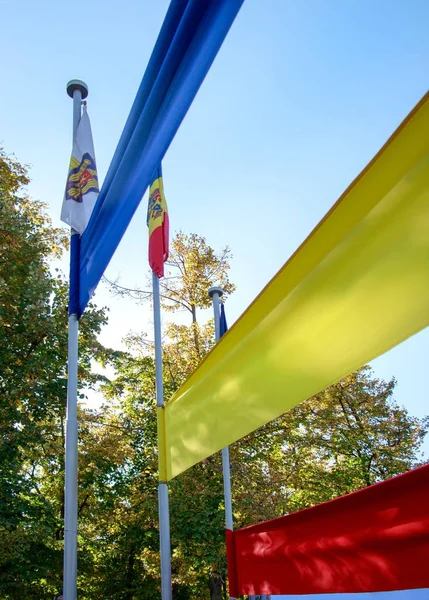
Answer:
xmin=60 ymin=106 xmax=98 ymax=234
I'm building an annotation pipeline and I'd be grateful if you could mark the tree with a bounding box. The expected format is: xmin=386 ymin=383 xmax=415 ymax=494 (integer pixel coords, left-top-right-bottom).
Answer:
xmin=160 ymin=232 xmax=235 ymax=321
xmin=106 ymin=231 xmax=235 ymax=359
xmin=0 ymin=148 xmax=112 ymax=599
xmin=106 ymin=231 xmax=235 ymax=322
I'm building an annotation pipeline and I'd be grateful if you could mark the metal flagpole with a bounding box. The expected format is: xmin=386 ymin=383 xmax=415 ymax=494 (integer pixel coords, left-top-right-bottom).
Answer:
xmin=63 ymin=79 xmax=88 ymax=600
xmin=152 ymin=272 xmax=172 ymax=600
xmin=208 ymin=286 xmax=236 ymax=600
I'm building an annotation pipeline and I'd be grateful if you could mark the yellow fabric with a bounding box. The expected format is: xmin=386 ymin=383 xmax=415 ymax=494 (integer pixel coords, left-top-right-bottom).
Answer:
xmin=163 ymin=92 xmax=429 ymax=481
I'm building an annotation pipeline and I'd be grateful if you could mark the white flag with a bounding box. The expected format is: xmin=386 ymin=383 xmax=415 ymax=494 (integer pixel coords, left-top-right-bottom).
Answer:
xmin=61 ymin=105 xmax=99 ymax=234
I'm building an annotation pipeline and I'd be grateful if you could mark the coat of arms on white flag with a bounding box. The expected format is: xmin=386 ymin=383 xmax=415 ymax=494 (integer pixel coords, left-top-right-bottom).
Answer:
xmin=61 ymin=105 xmax=99 ymax=234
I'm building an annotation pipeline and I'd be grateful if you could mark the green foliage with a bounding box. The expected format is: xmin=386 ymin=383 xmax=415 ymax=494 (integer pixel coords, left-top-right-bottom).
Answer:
xmin=0 ymin=149 xmax=112 ymax=599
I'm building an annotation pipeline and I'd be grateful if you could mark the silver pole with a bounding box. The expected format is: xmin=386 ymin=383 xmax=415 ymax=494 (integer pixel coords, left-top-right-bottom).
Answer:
xmin=152 ymin=272 xmax=172 ymax=600
xmin=208 ymin=286 xmax=236 ymax=599
xmin=222 ymin=444 xmax=233 ymax=531
xmin=63 ymin=312 xmax=78 ymax=600
xmin=63 ymin=79 xmax=88 ymax=600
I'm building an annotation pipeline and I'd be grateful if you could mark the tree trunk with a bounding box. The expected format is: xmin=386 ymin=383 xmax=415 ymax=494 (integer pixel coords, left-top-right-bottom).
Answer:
xmin=191 ymin=304 xmax=200 ymax=356
xmin=125 ymin=547 xmax=135 ymax=600
xmin=222 ymin=574 xmax=227 ymax=600
xmin=56 ymin=415 xmax=65 ymax=541
xmin=209 ymin=572 xmax=223 ymax=600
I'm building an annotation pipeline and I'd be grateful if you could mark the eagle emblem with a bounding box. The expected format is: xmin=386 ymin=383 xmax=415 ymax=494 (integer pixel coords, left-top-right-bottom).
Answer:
xmin=147 ymin=185 xmax=164 ymax=224
xmin=66 ymin=152 xmax=99 ymax=203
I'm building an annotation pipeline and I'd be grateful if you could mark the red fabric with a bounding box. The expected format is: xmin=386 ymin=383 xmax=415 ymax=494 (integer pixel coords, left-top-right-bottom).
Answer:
xmin=229 ymin=464 xmax=429 ymax=596
xmin=149 ymin=212 xmax=169 ymax=278
xmin=226 ymin=528 xmax=238 ymax=598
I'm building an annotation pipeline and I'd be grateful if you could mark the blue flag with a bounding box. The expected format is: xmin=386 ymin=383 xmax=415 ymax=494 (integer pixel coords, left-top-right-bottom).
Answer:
xmin=77 ymin=0 xmax=244 ymax=317
xmin=220 ymin=303 xmax=228 ymax=338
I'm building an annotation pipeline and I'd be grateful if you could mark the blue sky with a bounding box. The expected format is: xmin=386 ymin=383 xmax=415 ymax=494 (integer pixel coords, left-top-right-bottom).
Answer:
xmin=1 ymin=2 xmax=428 ymax=596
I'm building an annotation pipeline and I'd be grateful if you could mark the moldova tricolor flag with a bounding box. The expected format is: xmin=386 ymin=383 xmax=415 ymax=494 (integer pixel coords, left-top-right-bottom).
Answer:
xmin=147 ymin=166 xmax=169 ymax=277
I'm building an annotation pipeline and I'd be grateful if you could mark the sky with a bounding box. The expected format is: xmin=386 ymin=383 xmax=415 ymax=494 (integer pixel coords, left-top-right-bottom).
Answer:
xmin=1 ymin=1 xmax=429 ymax=597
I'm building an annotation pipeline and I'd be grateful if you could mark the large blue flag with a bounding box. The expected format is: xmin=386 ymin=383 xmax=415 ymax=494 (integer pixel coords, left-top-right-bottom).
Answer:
xmin=76 ymin=0 xmax=244 ymax=317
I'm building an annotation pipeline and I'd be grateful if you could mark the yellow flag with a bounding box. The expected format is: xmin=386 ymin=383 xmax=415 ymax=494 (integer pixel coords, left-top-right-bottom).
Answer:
xmin=160 ymin=92 xmax=429 ymax=481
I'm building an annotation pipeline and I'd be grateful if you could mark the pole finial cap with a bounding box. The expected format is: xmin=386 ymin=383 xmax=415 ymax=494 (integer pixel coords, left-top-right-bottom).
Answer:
xmin=66 ymin=79 xmax=88 ymax=99
xmin=208 ymin=286 xmax=224 ymax=299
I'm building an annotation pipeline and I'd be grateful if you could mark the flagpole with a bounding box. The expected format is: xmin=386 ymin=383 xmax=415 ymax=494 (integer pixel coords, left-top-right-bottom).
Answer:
xmin=63 ymin=79 xmax=88 ymax=600
xmin=208 ymin=287 xmax=236 ymax=600
xmin=152 ymin=271 xmax=172 ymax=600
